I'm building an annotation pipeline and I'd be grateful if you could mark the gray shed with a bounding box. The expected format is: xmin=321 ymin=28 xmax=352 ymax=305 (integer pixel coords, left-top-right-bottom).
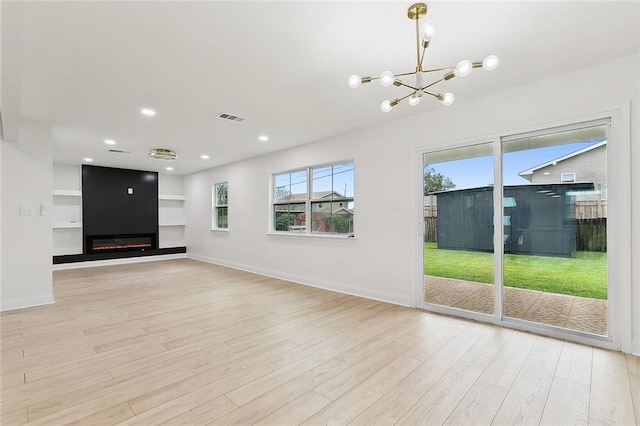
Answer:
xmin=434 ymin=183 xmax=594 ymax=257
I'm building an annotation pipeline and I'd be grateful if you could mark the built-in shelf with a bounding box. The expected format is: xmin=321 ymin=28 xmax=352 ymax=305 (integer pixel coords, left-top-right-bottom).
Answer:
xmin=53 ymin=222 xmax=83 ymax=229
xmin=159 ymin=194 xmax=186 ymax=201
xmin=159 ymin=223 xmax=186 ymax=227
xmin=53 ymin=189 xmax=82 ymax=197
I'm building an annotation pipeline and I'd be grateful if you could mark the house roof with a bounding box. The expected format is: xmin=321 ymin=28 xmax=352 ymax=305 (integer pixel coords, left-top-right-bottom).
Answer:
xmin=431 ymin=182 xmax=594 ymax=195
xmin=518 ymin=140 xmax=607 ymax=179
xmin=280 ymin=191 xmax=347 ymax=201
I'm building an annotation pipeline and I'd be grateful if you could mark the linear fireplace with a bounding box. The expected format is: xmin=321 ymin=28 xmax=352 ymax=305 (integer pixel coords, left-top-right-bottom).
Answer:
xmin=85 ymin=234 xmax=157 ymax=254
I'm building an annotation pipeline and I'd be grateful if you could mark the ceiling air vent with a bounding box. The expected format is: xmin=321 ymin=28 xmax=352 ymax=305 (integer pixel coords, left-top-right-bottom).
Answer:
xmin=217 ymin=112 xmax=245 ymax=122
xmin=148 ymin=148 xmax=177 ymax=160
xmin=108 ymin=149 xmax=131 ymax=154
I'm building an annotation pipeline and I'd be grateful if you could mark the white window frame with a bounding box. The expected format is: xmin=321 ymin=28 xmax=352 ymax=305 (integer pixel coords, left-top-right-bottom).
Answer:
xmin=561 ymin=172 xmax=576 ymax=183
xmin=271 ymin=161 xmax=354 ymax=237
xmin=212 ymin=181 xmax=229 ymax=230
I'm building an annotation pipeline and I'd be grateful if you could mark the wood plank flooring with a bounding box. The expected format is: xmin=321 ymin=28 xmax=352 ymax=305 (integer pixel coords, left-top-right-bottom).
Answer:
xmin=1 ymin=259 xmax=637 ymax=425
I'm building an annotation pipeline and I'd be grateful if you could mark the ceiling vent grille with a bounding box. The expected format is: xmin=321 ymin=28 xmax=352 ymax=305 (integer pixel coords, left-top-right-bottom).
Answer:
xmin=108 ymin=149 xmax=130 ymax=154
xmin=217 ymin=112 xmax=245 ymax=122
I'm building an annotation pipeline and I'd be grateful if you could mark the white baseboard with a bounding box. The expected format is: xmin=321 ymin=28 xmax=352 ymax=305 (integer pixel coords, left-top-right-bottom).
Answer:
xmin=187 ymin=254 xmax=413 ymax=308
xmin=52 ymin=253 xmax=187 ymax=271
xmin=0 ymin=294 xmax=55 ymax=312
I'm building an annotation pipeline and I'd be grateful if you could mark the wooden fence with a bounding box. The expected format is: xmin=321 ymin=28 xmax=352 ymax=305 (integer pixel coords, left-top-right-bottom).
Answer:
xmin=575 ymin=200 xmax=606 ymax=219
xmin=576 ymin=218 xmax=607 ymax=252
xmin=423 ymin=217 xmax=437 ymax=243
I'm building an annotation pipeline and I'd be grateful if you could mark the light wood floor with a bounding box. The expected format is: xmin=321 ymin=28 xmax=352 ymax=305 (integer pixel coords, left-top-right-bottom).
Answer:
xmin=1 ymin=259 xmax=638 ymax=425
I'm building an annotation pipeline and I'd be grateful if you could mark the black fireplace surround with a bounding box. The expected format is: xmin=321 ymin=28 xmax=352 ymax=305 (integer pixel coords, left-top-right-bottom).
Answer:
xmin=54 ymin=165 xmax=186 ymax=264
xmin=82 ymin=165 xmax=159 ymax=254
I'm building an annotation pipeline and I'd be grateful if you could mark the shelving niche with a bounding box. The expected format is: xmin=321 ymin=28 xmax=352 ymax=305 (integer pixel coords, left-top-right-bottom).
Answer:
xmin=158 ymin=194 xmax=186 ymax=248
xmin=52 ymin=189 xmax=83 ymax=255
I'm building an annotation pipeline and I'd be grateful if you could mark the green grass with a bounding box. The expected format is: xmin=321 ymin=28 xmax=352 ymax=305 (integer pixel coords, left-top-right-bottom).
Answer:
xmin=424 ymin=243 xmax=607 ymax=299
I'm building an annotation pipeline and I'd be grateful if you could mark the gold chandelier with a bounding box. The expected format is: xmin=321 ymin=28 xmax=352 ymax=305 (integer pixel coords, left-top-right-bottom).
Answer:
xmin=348 ymin=2 xmax=499 ymax=112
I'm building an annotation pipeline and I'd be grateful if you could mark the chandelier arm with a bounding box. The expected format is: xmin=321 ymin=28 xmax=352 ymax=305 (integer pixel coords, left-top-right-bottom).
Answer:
xmin=422 ymin=90 xmax=440 ymax=99
xmin=420 ymin=67 xmax=452 ymax=73
xmin=397 ymin=81 xmax=420 ymax=91
xmin=420 ymin=77 xmax=446 ymax=90
xmin=394 ymin=71 xmax=419 ymax=78
xmin=394 ymin=92 xmax=417 ymax=107
xmin=415 ymin=16 xmax=422 ymax=71
xmin=418 ymin=46 xmax=427 ymax=71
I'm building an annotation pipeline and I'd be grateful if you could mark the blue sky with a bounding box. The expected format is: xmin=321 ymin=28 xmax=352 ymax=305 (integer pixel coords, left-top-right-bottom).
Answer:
xmin=427 ymin=140 xmax=604 ymax=190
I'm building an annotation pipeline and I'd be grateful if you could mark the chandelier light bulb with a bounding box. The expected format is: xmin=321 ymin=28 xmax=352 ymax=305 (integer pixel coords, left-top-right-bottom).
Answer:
xmin=380 ymin=100 xmax=393 ymax=113
xmin=348 ymin=74 xmax=362 ymax=88
xmin=420 ymin=21 xmax=435 ymax=41
xmin=455 ymin=60 xmax=473 ymax=77
xmin=379 ymin=71 xmax=395 ymax=87
xmin=441 ymin=92 xmax=455 ymax=106
xmin=408 ymin=94 xmax=421 ymax=106
xmin=482 ymin=55 xmax=499 ymax=71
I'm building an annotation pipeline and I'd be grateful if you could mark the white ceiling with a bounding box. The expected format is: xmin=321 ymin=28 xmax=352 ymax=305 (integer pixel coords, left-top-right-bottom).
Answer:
xmin=9 ymin=1 xmax=640 ymax=175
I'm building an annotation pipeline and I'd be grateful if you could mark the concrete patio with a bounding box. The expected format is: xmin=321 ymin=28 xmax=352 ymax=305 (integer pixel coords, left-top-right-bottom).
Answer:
xmin=424 ymin=275 xmax=608 ymax=336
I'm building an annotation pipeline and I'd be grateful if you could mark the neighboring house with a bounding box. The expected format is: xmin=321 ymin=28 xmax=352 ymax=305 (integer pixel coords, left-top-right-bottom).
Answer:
xmin=518 ymin=140 xmax=607 ymax=218
xmin=275 ymin=191 xmax=354 ymax=233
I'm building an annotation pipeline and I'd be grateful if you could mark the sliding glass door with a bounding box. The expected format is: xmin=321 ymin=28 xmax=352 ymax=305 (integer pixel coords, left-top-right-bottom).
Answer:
xmin=501 ymin=124 xmax=608 ymax=336
xmin=421 ymin=120 xmax=610 ymax=339
xmin=423 ymin=143 xmax=495 ymax=315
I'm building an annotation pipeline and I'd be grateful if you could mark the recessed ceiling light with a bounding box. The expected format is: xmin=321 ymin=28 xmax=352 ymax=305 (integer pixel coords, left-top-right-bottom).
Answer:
xmin=141 ymin=108 xmax=156 ymax=117
xmin=201 ymin=154 xmax=210 ymax=160
xmin=104 ymin=139 xmax=116 ymax=145
xmin=258 ymin=135 xmax=269 ymax=142
xmin=84 ymin=157 xmax=93 ymax=162
xmin=166 ymin=167 xmax=174 ymax=171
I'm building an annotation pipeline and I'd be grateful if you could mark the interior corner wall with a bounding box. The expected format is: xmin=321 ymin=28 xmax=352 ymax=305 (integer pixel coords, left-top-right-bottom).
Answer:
xmin=184 ymin=53 xmax=639 ymax=354
xmin=0 ymin=140 xmax=3 ymax=296
xmin=0 ymin=120 xmax=54 ymax=311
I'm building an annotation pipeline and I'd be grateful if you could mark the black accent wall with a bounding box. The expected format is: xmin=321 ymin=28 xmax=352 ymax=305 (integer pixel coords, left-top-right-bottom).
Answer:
xmin=82 ymin=165 xmax=159 ymax=253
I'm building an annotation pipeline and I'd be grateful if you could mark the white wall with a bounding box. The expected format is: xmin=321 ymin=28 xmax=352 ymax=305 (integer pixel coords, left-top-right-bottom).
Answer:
xmin=53 ymin=163 xmax=82 ymax=191
xmin=1 ymin=120 xmax=54 ymax=310
xmin=0 ymin=140 xmax=3 ymax=296
xmin=184 ymin=53 xmax=639 ymax=354
xmin=159 ymin=173 xmax=184 ymax=196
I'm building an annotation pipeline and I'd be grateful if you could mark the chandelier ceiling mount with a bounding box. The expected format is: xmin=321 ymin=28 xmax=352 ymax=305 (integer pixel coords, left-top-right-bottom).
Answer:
xmin=349 ymin=2 xmax=499 ymax=112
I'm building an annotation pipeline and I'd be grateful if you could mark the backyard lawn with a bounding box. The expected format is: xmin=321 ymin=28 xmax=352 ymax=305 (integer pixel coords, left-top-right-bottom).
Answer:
xmin=424 ymin=242 xmax=607 ymax=300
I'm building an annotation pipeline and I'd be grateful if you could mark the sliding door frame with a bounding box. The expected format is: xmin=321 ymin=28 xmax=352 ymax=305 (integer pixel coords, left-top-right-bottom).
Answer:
xmin=413 ymin=104 xmax=631 ymax=352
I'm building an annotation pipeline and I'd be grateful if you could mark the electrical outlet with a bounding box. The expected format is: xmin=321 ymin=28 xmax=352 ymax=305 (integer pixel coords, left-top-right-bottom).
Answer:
xmin=19 ymin=205 xmax=34 ymax=216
